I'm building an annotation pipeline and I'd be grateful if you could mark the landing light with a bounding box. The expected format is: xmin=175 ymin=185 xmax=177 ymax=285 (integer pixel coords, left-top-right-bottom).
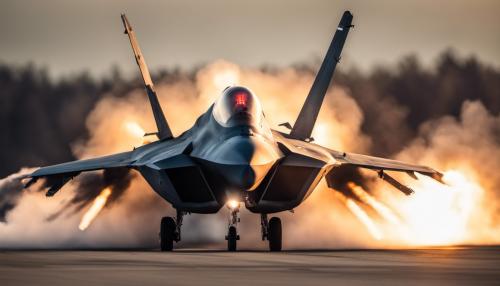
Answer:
xmin=227 ymin=199 xmax=240 ymax=210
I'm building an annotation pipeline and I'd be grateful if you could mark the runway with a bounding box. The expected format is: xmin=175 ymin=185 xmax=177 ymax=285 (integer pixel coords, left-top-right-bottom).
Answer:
xmin=1 ymin=246 xmax=499 ymax=286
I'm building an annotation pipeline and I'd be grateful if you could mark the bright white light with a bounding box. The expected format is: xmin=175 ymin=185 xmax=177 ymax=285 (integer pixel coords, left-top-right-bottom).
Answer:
xmin=227 ymin=199 xmax=240 ymax=209
xmin=123 ymin=121 xmax=145 ymax=138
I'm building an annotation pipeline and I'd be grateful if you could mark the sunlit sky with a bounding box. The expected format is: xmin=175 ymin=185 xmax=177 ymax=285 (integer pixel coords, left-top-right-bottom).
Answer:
xmin=1 ymin=0 xmax=499 ymax=78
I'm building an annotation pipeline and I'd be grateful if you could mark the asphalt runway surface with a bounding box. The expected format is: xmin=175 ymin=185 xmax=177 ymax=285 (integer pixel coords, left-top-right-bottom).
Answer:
xmin=1 ymin=246 xmax=499 ymax=286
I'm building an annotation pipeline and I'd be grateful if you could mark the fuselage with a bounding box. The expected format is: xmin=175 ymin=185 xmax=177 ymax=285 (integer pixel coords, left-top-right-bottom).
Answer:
xmin=190 ymin=87 xmax=283 ymax=193
xmin=133 ymin=86 xmax=332 ymax=214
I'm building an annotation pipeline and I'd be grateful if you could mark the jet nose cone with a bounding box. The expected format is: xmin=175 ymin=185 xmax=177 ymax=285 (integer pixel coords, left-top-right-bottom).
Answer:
xmin=231 ymin=165 xmax=257 ymax=190
xmin=211 ymin=136 xmax=281 ymax=190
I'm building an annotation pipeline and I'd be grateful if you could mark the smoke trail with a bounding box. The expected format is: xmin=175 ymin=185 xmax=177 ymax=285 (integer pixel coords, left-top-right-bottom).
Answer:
xmin=0 ymin=168 xmax=35 ymax=222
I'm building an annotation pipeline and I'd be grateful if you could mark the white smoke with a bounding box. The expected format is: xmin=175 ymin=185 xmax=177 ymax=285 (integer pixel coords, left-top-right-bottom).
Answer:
xmin=0 ymin=60 xmax=499 ymax=249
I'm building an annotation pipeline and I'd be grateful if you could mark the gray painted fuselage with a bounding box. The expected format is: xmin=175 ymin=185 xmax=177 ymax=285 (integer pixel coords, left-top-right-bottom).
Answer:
xmin=128 ymin=89 xmax=333 ymax=214
xmin=27 ymin=11 xmax=443 ymax=220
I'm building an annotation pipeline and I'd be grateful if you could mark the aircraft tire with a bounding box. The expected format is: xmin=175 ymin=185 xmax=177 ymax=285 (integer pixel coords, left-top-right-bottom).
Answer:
xmin=160 ymin=216 xmax=176 ymax=251
xmin=268 ymin=217 xmax=282 ymax=251
xmin=227 ymin=226 xmax=237 ymax=251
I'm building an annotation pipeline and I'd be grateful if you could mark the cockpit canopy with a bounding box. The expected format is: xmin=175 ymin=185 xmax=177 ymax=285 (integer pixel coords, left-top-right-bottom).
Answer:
xmin=212 ymin=86 xmax=263 ymax=127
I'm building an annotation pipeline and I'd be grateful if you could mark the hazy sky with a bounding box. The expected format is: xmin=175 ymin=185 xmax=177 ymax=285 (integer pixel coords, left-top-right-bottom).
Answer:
xmin=1 ymin=0 xmax=499 ymax=78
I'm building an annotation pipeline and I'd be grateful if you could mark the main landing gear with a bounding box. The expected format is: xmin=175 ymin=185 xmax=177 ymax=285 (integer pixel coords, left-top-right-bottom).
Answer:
xmin=261 ymin=214 xmax=282 ymax=251
xmin=160 ymin=210 xmax=184 ymax=251
xmin=160 ymin=206 xmax=283 ymax=252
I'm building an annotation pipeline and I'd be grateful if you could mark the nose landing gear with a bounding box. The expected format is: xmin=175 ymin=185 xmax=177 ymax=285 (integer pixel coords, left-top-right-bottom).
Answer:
xmin=225 ymin=202 xmax=240 ymax=251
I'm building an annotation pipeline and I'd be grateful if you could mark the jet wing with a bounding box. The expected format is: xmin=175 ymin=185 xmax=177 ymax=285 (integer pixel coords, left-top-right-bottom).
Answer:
xmin=326 ymin=149 xmax=444 ymax=195
xmin=29 ymin=151 xmax=134 ymax=178
xmin=23 ymin=151 xmax=134 ymax=196
xmin=330 ymin=150 xmax=437 ymax=176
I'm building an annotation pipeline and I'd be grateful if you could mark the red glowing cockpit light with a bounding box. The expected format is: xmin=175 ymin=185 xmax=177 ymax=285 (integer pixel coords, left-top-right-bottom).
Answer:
xmin=234 ymin=92 xmax=248 ymax=108
xmin=212 ymin=86 xmax=264 ymax=127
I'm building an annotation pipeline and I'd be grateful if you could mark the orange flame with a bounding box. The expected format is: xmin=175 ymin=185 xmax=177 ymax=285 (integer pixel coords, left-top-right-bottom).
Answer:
xmin=123 ymin=121 xmax=152 ymax=145
xmin=124 ymin=121 xmax=145 ymax=138
xmin=342 ymin=170 xmax=485 ymax=246
xmin=345 ymin=198 xmax=383 ymax=240
xmin=390 ymin=170 xmax=483 ymax=245
xmin=78 ymin=187 xmax=112 ymax=231
xmin=333 ymin=191 xmax=383 ymax=240
xmin=348 ymin=182 xmax=402 ymax=225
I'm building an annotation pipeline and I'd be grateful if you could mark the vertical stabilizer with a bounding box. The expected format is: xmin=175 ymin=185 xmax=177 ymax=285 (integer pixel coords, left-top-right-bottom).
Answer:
xmin=121 ymin=14 xmax=173 ymax=140
xmin=289 ymin=11 xmax=353 ymax=140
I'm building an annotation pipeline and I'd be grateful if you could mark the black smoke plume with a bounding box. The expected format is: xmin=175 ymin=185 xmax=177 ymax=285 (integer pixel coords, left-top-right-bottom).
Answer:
xmin=46 ymin=168 xmax=134 ymax=221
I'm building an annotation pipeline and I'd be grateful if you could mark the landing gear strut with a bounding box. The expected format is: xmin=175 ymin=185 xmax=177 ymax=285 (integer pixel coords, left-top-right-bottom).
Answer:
xmin=225 ymin=203 xmax=240 ymax=251
xmin=160 ymin=210 xmax=184 ymax=251
xmin=261 ymin=214 xmax=269 ymax=240
xmin=261 ymin=214 xmax=282 ymax=251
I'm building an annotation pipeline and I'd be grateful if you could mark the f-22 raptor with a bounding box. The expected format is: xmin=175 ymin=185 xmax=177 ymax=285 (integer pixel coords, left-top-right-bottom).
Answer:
xmin=24 ymin=11 xmax=443 ymax=251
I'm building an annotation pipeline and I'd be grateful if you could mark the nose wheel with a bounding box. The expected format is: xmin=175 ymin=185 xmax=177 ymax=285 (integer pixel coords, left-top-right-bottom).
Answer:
xmin=225 ymin=202 xmax=240 ymax=251
xmin=261 ymin=214 xmax=282 ymax=251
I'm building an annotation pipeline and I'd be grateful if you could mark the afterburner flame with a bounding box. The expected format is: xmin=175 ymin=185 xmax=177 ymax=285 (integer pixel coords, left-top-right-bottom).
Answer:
xmin=339 ymin=170 xmax=485 ymax=246
xmin=348 ymin=182 xmax=402 ymax=225
xmin=78 ymin=187 xmax=112 ymax=231
xmin=123 ymin=121 xmax=148 ymax=145
xmin=390 ymin=170 xmax=483 ymax=245
xmin=333 ymin=191 xmax=383 ymax=240
xmin=124 ymin=121 xmax=144 ymax=137
xmin=345 ymin=198 xmax=383 ymax=240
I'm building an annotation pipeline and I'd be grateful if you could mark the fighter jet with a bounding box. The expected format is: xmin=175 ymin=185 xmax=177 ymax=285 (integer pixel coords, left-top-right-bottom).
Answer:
xmin=24 ymin=11 xmax=443 ymax=251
